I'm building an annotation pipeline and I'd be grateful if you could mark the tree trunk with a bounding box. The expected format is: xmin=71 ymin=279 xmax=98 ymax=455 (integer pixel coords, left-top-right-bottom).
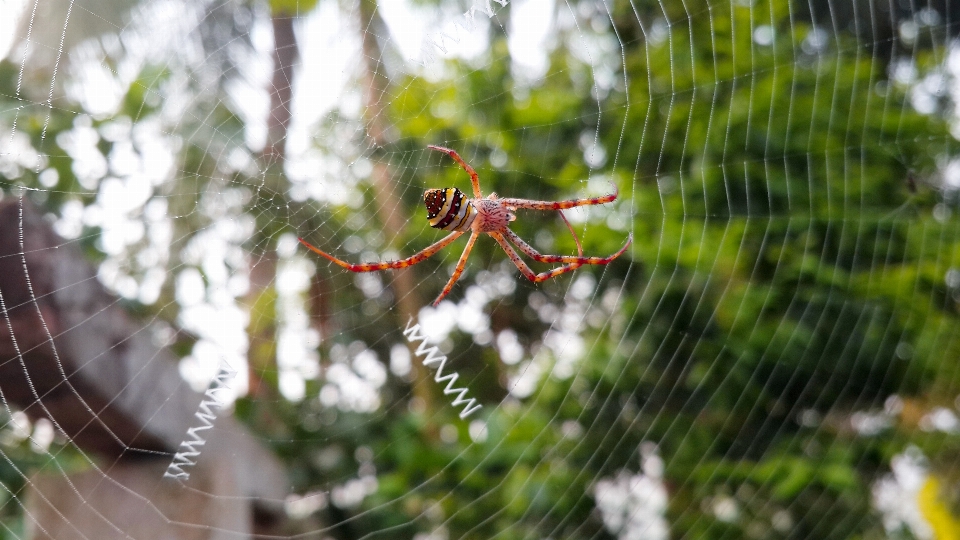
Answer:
xmin=263 ymin=13 xmax=299 ymax=160
xmin=358 ymin=0 xmax=436 ymax=413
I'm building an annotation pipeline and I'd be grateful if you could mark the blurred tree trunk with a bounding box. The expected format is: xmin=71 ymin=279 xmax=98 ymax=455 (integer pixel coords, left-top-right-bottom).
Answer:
xmin=263 ymin=13 xmax=298 ymax=161
xmin=249 ymin=8 xmax=300 ymax=404
xmin=358 ymin=0 xmax=436 ymax=414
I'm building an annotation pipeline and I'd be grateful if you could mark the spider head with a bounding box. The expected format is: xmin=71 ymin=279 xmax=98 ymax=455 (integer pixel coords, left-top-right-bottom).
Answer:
xmin=424 ymin=187 xmax=469 ymax=230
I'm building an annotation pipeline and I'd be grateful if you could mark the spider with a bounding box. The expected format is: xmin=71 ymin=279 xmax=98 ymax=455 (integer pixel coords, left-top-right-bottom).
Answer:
xmin=299 ymin=145 xmax=632 ymax=306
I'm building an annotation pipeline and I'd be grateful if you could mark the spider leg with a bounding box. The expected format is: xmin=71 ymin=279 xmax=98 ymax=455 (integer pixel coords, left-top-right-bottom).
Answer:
xmin=499 ymin=184 xmax=619 ymax=211
xmin=432 ymin=230 xmax=481 ymax=306
xmin=427 ymin=145 xmax=482 ymax=198
xmin=557 ymin=210 xmax=583 ymax=257
xmin=503 ymin=229 xmax=632 ymax=266
xmin=490 ymin=232 xmax=589 ymax=283
xmin=299 ymin=231 xmax=464 ymax=272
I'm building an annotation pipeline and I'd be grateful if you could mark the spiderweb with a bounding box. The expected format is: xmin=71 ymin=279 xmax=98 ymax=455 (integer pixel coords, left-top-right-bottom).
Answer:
xmin=2 ymin=0 xmax=960 ymax=538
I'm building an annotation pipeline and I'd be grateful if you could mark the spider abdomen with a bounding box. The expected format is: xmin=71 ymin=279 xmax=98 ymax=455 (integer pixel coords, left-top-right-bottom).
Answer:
xmin=424 ymin=187 xmax=476 ymax=231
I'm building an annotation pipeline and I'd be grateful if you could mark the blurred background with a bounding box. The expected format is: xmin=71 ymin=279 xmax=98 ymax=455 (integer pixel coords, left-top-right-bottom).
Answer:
xmin=2 ymin=0 xmax=960 ymax=538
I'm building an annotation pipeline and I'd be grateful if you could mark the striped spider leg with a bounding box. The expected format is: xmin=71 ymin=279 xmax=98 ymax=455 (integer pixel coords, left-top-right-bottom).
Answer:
xmin=299 ymin=230 xmax=465 ymax=272
xmin=299 ymin=145 xmax=632 ymax=306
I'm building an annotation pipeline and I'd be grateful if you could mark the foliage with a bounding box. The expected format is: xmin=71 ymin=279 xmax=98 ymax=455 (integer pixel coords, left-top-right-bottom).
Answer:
xmin=319 ymin=0 xmax=960 ymax=537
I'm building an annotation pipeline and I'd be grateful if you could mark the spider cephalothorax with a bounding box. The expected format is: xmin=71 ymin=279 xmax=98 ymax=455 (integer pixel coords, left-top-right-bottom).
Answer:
xmin=301 ymin=145 xmax=632 ymax=306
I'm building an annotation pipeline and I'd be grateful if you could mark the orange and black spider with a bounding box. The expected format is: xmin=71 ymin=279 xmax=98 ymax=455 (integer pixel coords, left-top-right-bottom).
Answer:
xmin=299 ymin=145 xmax=632 ymax=306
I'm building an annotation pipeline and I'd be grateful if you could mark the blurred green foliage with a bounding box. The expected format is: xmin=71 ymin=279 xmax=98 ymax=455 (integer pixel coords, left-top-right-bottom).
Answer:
xmin=298 ymin=0 xmax=960 ymax=538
